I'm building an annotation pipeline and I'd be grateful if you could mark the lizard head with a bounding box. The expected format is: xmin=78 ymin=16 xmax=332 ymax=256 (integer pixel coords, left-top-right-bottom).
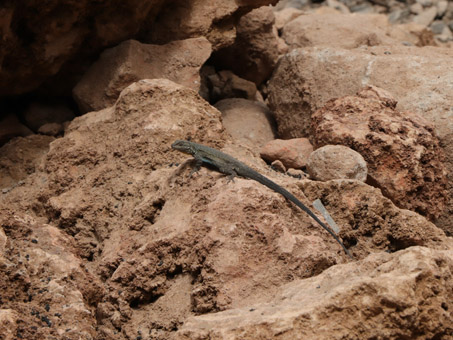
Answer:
xmin=171 ymin=140 xmax=194 ymax=155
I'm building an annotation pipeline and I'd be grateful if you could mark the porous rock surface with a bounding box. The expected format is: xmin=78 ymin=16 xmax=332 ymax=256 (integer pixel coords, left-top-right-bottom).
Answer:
xmin=1 ymin=79 xmax=451 ymax=339
xmin=178 ymin=246 xmax=453 ymax=340
xmin=311 ymin=86 xmax=447 ymax=221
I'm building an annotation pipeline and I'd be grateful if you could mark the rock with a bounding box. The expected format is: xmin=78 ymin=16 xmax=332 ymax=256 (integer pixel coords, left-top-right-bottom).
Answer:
xmin=148 ymin=0 xmax=279 ymax=51
xmin=260 ymin=138 xmax=313 ymax=169
xmin=0 ymin=309 xmax=18 ymax=340
xmin=0 ymin=227 xmax=6 ymax=256
xmin=0 ymin=214 xmax=102 ymax=339
xmin=178 ymin=247 xmax=453 ymax=339
xmin=410 ymin=2 xmax=424 ymax=14
xmin=0 ymin=114 xmax=33 ymax=146
xmin=0 ymin=134 xmax=54 ymax=189
xmin=24 ymin=102 xmax=75 ymax=132
xmin=307 ymin=145 xmax=367 ymax=182
xmin=215 ymin=98 xmax=276 ymax=148
xmin=281 ymin=12 xmax=399 ymax=51
xmin=0 ymin=0 xmax=277 ymax=96
xmin=311 ymin=86 xmax=447 ymax=221
xmin=37 ymin=122 xmax=64 ymax=136
xmin=267 ymin=45 xmax=453 ymax=232
xmin=413 ymin=6 xmax=437 ymax=27
xmin=430 ymin=20 xmax=446 ymax=34
xmin=206 ymin=70 xmax=258 ymax=103
xmin=2 ymin=77 xmax=452 ymax=338
xmin=326 ymin=0 xmax=350 ymax=14
xmin=436 ymin=0 xmax=448 ymax=17
xmin=211 ymin=6 xmax=279 ymax=85
xmin=274 ymin=7 xmax=304 ymax=30
xmin=271 ymin=159 xmax=286 ymax=172
xmin=73 ymin=38 xmax=212 ymax=113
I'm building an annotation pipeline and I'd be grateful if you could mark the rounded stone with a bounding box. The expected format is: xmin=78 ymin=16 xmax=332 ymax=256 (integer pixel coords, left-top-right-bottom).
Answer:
xmin=307 ymin=145 xmax=368 ymax=182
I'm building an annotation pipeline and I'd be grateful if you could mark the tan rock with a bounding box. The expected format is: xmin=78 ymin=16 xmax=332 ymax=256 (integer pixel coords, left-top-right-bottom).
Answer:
xmin=274 ymin=7 xmax=304 ymax=30
xmin=260 ymin=138 xmax=313 ymax=169
xmin=211 ymin=6 xmax=279 ymax=85
xmin=0 ymin=309 xmax=18 ymax=340
xmin=215 ymin=98 xmax=276 ymax=148
xmin=311 ymin=87 xmax=447 ymax=221
xmin=178 ymin=247 xmax=453 ymax=339
xmin=1 ymin=78 xmax=451 ymax=338
xmin=207 ymin=70 xmax=258 ymax=102
xmin=281 ymin=12 xmax=399 ymax=50
xmin=73 ymin=38 xmax=212 ymax=113
xmin=268 ymin=45 xmax=453 ymax=232
xmin=37 ymin=122 xmax=63 ymax=136
xmin=148 ymin=0 xmax=278 ymax=50
xmin=307 ymin=145 xmax=367 ymax=182
xmin=0 ymin=135 xmax=54 ymax=189
xmin=413 ymin=6 xmax=437 ymax=27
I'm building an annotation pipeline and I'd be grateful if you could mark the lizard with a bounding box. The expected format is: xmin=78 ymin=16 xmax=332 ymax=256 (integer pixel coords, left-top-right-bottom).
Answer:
xmin=171 ymin=139 xmax=352 ymax=258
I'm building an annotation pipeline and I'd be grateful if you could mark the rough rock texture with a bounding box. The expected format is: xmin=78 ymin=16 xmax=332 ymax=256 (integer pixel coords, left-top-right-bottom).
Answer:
xmin=211 ymin=6 xmax=280 ymax=85
xmin=2 ymin=79 xmax=450 ymax=338
xmin=307 ymin=144 xmax=367 ymax=182
xmin=260 ymin=138 xmax=313 ymax=169
xmin=148 ymin=0 xmax=279 ymax=51
xmin=0 ymin=213 xmax=103 ymax=339
xmin=73 ymin=38 xmax=212 ymax=113
xmin=311 ymin=87 xmax=447 ymax=221
xmin=282 ymin=12 xmax=401 ymax=50
xmin=0 ymin=0 xmax=166 ymax=96
xmin=178 ymin=246 xmax=453 ymax=340
xmin=268 ymin=45 xmax=453 ymax=233
xmin=0 ymin=135 xmax=54 ymax=189
xmin=215 ymin=98 xmax=276 ymax=148
xmin=0 ymin=0 xmax=277 ymax=96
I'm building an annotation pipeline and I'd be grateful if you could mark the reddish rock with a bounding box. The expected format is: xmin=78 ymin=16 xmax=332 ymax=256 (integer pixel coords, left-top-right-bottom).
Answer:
xmin=267 ymin=45 xmax=453 ymax=233
xmin=260 ymin=138 xmax=313 ymax=169
xmin=1 ymin=78 xmax=451 ymax=338
xmin=73 ymin=38 xmax=212 ymax=113
xmin=307 ymin=145 xmax=368 ymax=182
xmin=311 ymin=87 xmax=447 ymax=221
xmin=178 ymin=246 xmax=453 ymax=339
xmin=211 ymin=6 xmax=280 ymax=85
xmin=148 ymin=0 xmax=279 ymax=51
xmin=215 ymin=98 xmax=276 ymax=148
xmin=274 ymin=7 xmax=304 ymax=30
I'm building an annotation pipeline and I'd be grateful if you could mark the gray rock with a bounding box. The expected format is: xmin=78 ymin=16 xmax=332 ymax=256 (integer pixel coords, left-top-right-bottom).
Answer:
xmin=307 ymin=145 xmax=368 ymax=182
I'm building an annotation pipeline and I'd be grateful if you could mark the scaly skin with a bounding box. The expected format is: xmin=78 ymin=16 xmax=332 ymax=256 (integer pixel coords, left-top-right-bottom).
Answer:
xmin=172 ymin=140 xmax=352 ymax=258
